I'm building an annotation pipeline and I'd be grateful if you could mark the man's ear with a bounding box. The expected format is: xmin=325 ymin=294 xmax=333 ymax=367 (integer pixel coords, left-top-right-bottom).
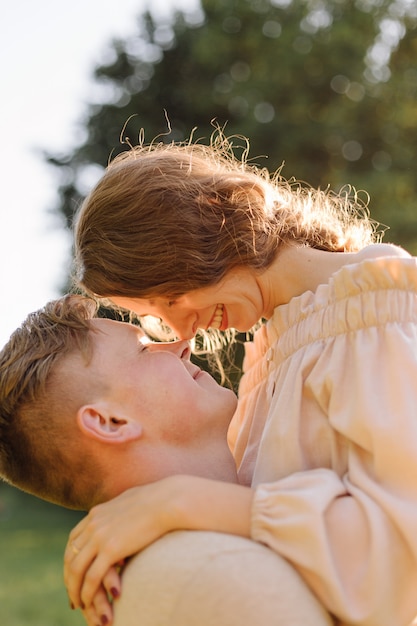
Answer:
xmin=76 ymin=404 xmax=143 ymax=443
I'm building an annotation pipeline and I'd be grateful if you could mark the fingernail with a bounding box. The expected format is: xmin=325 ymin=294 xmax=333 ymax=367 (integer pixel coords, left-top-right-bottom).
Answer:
xmin=69 ymin=601 xmax=75 ymax=610
xmin=111 ymin=587 xmax=120 ymax=599
xmin=101 ymin=615 xmax=109 ymax=625
xmin=81 ymin=602 xmax=85 ymax=610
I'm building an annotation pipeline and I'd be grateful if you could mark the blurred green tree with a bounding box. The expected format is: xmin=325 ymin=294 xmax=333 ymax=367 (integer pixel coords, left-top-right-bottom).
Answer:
xmin=46 ymin=0 xmax=417 ymax=250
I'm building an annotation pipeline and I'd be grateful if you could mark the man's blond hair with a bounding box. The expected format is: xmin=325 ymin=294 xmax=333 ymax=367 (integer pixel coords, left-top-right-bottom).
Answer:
xmin=0 ymin=295 xmax=105 ymax=510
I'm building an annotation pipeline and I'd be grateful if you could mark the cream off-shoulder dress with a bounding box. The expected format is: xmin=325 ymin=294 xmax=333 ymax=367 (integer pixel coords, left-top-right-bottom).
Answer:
xmin=229 ymin=249 xmax=417 ymax=626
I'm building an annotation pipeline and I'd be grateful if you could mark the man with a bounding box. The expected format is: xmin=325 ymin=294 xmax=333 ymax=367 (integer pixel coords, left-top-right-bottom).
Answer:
xmin=0 ymin=294 xmax=237 ymax=509
xmin=0 ymin=295 xmax=332 ymax=626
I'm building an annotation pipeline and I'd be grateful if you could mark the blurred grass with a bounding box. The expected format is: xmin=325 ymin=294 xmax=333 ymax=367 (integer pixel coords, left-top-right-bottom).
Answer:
xmin=0 ymin=483 xmax=86 ymax=626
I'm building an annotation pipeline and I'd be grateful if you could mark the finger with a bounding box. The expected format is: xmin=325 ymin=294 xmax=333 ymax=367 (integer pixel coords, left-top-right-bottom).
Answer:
xmin=64 ymin=540 xmax=123 ymax=609
xmin=82 ymin=586 xmax=113 ymax=626
xmin=65 ymin=504 xmax=105 ymax=558
xmin=80 ymin=550 xmax=122 ymax=609
xmin=92 ymin=584 xmax=114 ymax=626
xmin=63 ymin=518 xmax=90 ymax=574
xmin=64 ymin=516 xmax=110 ymax=608
xmin=102 ymin=565 xmax=123 ymax=603
xmin=81 ymin=603 xmax=103 ymax=626
xmin=64 ymin=542 xmax=99 ymax=609
xmin=65 ymin=539 xmax=82 ymax=560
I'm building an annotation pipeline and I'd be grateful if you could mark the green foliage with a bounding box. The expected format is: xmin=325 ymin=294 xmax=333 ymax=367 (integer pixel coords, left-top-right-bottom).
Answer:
xmin=46 ymin=0 xmax=417 ymax=251
xmin=0 ymin=484 xmax=84 ymax=626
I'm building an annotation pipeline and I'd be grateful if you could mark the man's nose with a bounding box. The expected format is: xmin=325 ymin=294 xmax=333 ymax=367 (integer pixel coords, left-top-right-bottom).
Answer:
xmin=149 ymin=339 xmax=191 ymax=360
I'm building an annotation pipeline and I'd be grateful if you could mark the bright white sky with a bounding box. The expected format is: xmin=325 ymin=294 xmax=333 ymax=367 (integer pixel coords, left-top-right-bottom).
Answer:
xmin=0 ymin=0 xmax=199 ymax=349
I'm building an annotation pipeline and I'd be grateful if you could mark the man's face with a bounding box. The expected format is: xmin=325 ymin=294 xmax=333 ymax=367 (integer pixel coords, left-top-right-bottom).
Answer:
xmin=86 ymin=318 xmax=237 ymax=445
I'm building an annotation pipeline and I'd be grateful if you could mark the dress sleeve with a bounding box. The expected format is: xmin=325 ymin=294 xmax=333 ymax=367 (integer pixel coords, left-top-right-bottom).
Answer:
xmin=251 ymin=317 xmax=417 ymax=625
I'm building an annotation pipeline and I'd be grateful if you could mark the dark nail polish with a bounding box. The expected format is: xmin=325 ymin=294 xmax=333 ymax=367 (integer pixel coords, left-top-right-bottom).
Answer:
xmin=69 ymin=601 xmax=75 ymax=610
xmin=111 ymin=587 xmax=120 ymax=598
xmin=101 ymin=615 xmax=109 ymax=625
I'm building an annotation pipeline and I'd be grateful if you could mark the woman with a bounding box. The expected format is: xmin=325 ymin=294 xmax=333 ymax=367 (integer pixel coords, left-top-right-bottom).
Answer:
xmin=67 ymin=134 xmax=417 ymax=626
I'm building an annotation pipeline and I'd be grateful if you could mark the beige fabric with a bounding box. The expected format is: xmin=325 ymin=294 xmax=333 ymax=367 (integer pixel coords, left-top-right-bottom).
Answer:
xmin=113 ymin=530 xmax=334 ymax=626
xmin=229 ymin=255 xmax=417 ymax=626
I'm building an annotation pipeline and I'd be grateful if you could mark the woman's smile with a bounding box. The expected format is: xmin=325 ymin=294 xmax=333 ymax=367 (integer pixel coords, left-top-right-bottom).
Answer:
xmin=208 ymin=304 xmax=224 ymax=330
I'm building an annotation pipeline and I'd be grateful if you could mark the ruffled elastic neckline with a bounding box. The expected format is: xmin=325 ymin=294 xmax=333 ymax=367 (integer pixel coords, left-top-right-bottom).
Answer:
xmin=265 ymin=256 xmax=417 ymax=362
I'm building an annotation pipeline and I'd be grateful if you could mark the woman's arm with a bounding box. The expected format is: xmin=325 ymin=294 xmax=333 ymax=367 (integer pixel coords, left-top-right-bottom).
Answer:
xmin=64 ymin=476 xmax=253 ymax=616
xmin=249 ymin=313 xmax=417 ymax=625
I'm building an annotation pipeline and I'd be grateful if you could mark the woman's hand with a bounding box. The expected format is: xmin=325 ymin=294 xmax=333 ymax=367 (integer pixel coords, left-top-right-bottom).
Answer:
xmin=64 ymin=475 xmax=253 ymax=619
xmin=64 ymin=478 xmax=182 ymax=612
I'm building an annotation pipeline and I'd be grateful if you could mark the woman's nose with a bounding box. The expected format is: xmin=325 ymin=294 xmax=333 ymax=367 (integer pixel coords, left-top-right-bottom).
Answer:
xmin=164 ymin=315 xmax=196 ymax=343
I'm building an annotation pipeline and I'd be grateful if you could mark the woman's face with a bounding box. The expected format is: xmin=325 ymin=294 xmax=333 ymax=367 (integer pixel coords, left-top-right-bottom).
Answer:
xmin=111 ymin=268 xmax=266 ymax=340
